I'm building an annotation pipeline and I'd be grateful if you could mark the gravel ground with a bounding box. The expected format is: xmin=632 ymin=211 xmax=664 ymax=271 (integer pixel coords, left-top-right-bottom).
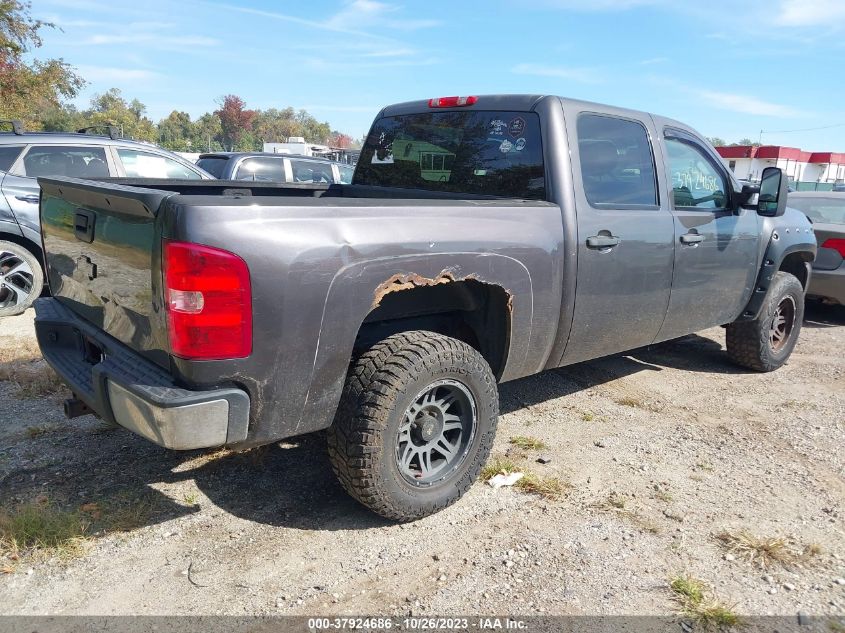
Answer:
xmin=0 ymin=304 xmax=843 ymax=617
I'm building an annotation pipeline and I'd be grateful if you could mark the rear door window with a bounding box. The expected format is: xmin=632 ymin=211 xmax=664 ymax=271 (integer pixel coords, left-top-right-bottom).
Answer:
xmin=355 ymin=110 xmax=545 ymax=199
xmin=21 ymin=145 xmax=110 ymax=178
xmin=233 ymin=156 xmax=284 ymax=181
xmin=117 ymin=148 xmax=202 ymax=179
xmin=577 ymin=114 xmax=658 ymax=207
xmin=0 ymin=145 xmax=24 ymax=172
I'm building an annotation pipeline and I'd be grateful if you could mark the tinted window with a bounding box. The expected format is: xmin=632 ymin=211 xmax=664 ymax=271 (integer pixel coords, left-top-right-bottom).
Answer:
xmin=22 ymin=146 xmax=109 ymax=178
xmin=290 ymin=159 xmax=333 ymax=183
xmin=0 ymin=145 xmax=24 ymax=172
xmin=338 ymin=164 xmax=354 ymax=184
xmin=196 ymin=156 xmax=230 ymax=178
xmin=234 ymin=157 xmax=284 ymax=181
xmin=117 ymin=148 xmax=202 ymax=179
xmin=355 ymin=111 xmax=545 ymax=199
xmin=665 ymin=137 xmax=727 ymax=209
xmin=787 ymin=196 xmax=845 ymax=224
xmin=577 ymin=114 xmax=657 ymax=207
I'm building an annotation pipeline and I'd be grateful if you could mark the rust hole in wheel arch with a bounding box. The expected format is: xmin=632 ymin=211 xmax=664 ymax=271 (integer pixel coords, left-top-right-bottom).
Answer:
xmin=371 ymin=270 xmax=512 ymax=312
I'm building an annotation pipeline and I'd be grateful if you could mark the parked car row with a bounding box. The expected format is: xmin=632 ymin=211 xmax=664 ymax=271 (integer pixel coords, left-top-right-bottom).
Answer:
xmin=0 ymin=123 xmax=354 ymax=316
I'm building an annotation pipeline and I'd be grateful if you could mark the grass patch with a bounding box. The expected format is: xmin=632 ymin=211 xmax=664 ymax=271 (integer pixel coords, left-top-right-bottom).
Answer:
xmin=581 ymin=411 xmax=595 ymax=422
xmin=509 ymin=435 xmax=547 ymax=451
xmin=0 ymin=498 xmax=88 ymax=562
xmin=25 ymin=423 xmax=65 ymax=439
xmin=183 ymin=493 xmax=198 ymax=506
xmin=103 ymin=494 xmax=159 ymax=533
xmin=515 ymin=472 xmax=568 ymax=500
xmin=480 ymin=455 xmax=520 ymax=481
xmin=0 ymin=341 xmax=64 ymax=399
xmin=715 ymin=530 xmax=808 ymax=569
xmin=669 ymin=574 xmax=740 ymax=628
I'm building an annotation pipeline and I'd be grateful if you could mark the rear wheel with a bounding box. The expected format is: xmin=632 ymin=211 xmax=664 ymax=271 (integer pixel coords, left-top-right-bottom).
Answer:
xmin=0 ymin=241 xmax=43 ymax=317
xmin=726 ymin=271 xmax=804 ymax=372
xmin=327 ymin=330 xmax=498 ymax=521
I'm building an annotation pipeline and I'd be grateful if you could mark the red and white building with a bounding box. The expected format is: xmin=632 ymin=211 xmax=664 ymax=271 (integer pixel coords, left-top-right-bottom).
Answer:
xmin=715 ymin=145 xmax=845 ymax=185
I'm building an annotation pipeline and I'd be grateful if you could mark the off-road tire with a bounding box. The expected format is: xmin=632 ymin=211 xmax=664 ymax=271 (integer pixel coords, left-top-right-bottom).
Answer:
xmin=0 ymin=241 xmax=43 ymax=317
xmin=327 ymin=330 xmax=498 ymax=521
xmin=726 ymin=271 xmax=804 ymax=372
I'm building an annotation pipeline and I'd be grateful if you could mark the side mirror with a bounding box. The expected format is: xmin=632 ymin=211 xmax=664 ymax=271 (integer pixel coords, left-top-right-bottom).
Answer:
xmin=757 ymin=167 xmax=788 ymax=217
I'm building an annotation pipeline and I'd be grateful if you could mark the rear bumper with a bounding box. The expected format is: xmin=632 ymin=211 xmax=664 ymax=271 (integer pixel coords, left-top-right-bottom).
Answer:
xmin=808 ymin=265 xmax=845 ymax=305
xmin=34 ymin=298 xmax=250 ymax=450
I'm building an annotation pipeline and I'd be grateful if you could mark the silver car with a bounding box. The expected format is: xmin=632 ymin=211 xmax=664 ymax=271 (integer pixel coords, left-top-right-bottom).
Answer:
xmin=0 ymin=122 xmax=212 ymax=316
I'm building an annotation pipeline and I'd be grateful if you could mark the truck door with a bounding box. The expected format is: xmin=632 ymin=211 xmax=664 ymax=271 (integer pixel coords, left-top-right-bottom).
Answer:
xmin=654 ymin=129 xmax=760 ymax=342
xmin=561 ymin=111 xmax=675 ymax=365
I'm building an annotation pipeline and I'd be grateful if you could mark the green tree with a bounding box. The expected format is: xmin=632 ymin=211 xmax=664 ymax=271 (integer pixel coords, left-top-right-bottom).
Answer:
xmin=0 ymin=0 xmax=85 ymax=128
xmin=191 ymin=112 xmax=224 ymax=152
xmin=706 ymin=137 xmax=726 ymax=147
xmin=157 ymin=110 xmax=195 ymax=151
xmin=86 ymin=88 xmax=156 ymax=141
xmin=253 ymin=107 xmax=300 ymax=143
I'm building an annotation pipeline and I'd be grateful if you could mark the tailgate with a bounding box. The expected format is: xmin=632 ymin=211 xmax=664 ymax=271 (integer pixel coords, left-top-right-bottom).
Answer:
xmin=38 ymin=177 xmax=175 ymax=365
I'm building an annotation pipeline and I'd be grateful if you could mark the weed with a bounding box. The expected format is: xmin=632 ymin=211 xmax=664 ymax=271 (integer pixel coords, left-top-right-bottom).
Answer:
xmin=509 ymin=436 xmax=547 ymax=451
xmin=606 ymin=491 xmax=626 ymax=509
xmin=581 ymin=411 xmax=595 ymax=422
xmin=183 ymin=493 xmax=199 ymax=506
xmin=515 ymin=472 xmax=568 ymax=500
xmin=669 ymin=574 xmax=740 ymax=628
xmin=655 ymin=490 xmax=674 ymax=503
xmin=103 ymin=494 xmax=159 ymax=533
xmin=480 ymin=455 xmax=520 ymax=481
xmin=0 ymin=498 xmax=88 ymax=560
xmin=715 ymin=530 xmax=803 ymax=568
xmin=25 ymin=424 xmax=64 ymax=439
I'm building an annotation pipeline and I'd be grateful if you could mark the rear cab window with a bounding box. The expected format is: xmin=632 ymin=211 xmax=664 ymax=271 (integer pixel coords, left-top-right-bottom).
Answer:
xmin=196 ymin=156 xmax=230 ymax=178
xmin=355 ymin=110 xmax=545 ymax=199
xmin=290 ymin=159 xmax=333 ymax=183
xmin=0 ymin=145 xmax=24 ymax=172
xmin=576 ymin=114 xmax=658 ymax=208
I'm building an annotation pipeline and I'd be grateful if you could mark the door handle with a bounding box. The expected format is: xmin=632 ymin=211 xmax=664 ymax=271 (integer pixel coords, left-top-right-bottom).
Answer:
xmin=15 ymin=195 xmax=40 ymax=204
xmin=680 ymin=233 xmax=704 ymax=245
xmin=586 ymin=235 xmax=621 ymax=249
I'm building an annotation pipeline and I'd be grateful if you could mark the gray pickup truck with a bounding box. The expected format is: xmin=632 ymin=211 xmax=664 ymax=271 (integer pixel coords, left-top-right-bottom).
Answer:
xmin=34 ymin=95 xmax=816 ymax=521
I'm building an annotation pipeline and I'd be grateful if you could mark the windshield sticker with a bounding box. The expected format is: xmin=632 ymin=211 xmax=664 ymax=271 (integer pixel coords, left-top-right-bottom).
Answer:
xmin=514 ymin=137 xmax=526 ymax=151
xmin=508 ymin=116 xmax=526 ymax=138
xmin=499 ymin=139 xmax=514 ymax=153
xmin=490 ymin=119 xmax=506 ymax=135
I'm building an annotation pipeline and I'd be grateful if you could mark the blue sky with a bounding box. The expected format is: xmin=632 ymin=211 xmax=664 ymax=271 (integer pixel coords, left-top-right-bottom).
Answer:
xmin=33 ymin=0 xmax=845 ymax=149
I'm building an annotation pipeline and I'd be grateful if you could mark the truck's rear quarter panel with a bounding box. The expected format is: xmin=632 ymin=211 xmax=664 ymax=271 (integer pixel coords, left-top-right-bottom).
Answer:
xmin=163 ymin=196 xmax=564 ymax=445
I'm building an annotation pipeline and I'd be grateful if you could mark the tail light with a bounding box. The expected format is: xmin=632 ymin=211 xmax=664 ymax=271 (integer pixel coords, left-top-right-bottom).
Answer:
xmin=428 ymin=96 xmax=478 ymax=108
xmin=821 ymin=238 xmax=845 ymax=258
xmin=163 ymin=240 xmax=252 ymax=360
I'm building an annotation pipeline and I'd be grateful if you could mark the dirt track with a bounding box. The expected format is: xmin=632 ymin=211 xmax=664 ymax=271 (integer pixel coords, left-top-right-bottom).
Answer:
xmin=1 ymin=304 xmax=843 ymax=616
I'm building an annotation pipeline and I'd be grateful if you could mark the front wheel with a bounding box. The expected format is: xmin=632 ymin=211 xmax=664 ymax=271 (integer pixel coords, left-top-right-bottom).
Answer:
xmin=0 ymin=241 xmax=43 ymax=317
xmin=327 ymin=330 xmax=498 ymax=521
xmin=726 ymin=271 xmax=805 ymax=372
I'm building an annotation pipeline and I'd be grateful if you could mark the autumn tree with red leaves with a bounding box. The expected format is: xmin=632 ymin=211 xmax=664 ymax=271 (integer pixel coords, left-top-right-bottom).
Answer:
xmin=214 ymin=94 xmax=257 ymax=151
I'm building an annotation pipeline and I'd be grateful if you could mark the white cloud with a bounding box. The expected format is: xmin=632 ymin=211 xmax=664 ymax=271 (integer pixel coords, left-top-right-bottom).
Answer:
xmin=75 ymin=65 xmax=160 ymax=82
xmin=697 ymin=90 xmax=805 ymax=118
xmin=83 ymin=33 xmax=219 ymax=46
xmin=639 ymin=57 xmax=668 ymax=65
xmin=324 ymin=0 xmax=439 ymax=31
xmin=774 ymin=0 xmax=845 ymax=26
xmin=512 ymin=63 xmax=600 ymax=84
